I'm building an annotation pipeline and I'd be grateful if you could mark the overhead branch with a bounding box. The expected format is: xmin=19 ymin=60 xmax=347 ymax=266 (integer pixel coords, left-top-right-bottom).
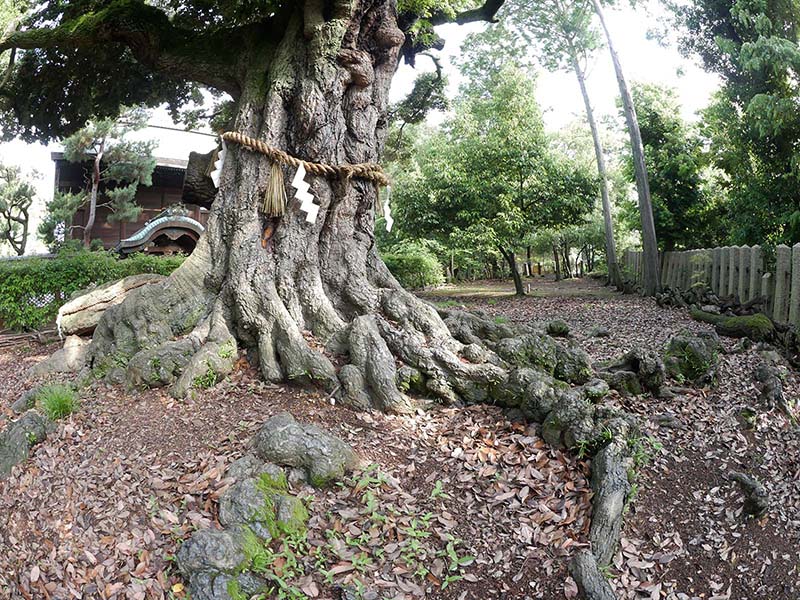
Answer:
xmin=429 ymin=0 xmax=507 ymax=26
xmin=401 ymin=0 xmax=507 ymax=64
xmin=0 ymin=0 xmax=246 ymax=96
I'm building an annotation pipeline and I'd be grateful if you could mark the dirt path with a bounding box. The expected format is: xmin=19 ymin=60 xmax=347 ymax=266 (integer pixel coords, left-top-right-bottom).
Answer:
xmin=1 ymin=277 xmax=798 ymax=600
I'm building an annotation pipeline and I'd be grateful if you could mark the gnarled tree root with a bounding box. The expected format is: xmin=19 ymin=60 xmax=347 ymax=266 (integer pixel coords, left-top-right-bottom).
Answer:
xmin=78 ymin=240 xmax=641 ymax=597
xmin=569 ymin=550 xmax=616 ymax=600
xmin=588 ymin=441 xmax=630 ymax=566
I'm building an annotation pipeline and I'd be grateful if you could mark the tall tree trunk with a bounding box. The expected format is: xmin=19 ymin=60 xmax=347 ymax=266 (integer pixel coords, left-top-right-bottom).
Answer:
xmin=499 ymin=246 xmax=525 ymax=296
xmin=83 ymin=145 xmax=104 ymax=248
xmin=570 ymin=55 xmax=621 ymax=290
xmin=592 ymin=0 xmax=660 ymax=296
xmin=449 ymin=252 xmax=455 ymax=283
xmin=16 ymin=211 xmax=27 ymax=256
xmin=561 ymin=241 xmax=572 ymax=278
xmin=526 ymin=245 xmax=533 ymax=277
xmin=553 ymin=244 xmax=562 ymax=281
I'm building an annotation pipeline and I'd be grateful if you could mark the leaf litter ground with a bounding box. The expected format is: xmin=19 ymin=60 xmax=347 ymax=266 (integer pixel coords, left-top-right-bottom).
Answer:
xmin=1 ymin=277 xmax=798 ymax=600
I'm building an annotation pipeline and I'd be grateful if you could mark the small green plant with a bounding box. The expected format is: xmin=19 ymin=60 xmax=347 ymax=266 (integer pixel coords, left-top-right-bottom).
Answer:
xmin=443 ymin=538 xmax=474 ymax=572
xmin=492 ymin=314 xmax=508 ymax=324
xmin=627 ymin=435 xmax=662 ymax=468
xmin=430 ymin=480 xmax=451 ymax=500
xmin=192 ymin=364 xmax=217 ymax=389
xmin=575 ymin=439 xmax=591 ymax=459
xmin=598 ymin=563 xmax=616 ymax=580
xmin=36 ymin=383 xmax=78 ymax=420
xmin=624 ymin=482 xmax=640 ymax=513
xmin=226 ymin=578 xmax=248 ymax=600
xmin=442 ymin=573 xmax=463 ymax=589
xmin=218 ymin=342 xmax=236 ymax=360
xmin=434 ymin=299 xmax=459 ymax=308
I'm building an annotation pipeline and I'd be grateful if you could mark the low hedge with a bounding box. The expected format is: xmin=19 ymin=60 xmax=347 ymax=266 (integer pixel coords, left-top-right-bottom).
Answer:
xmin=0 ymin=250 xmax=184 ymax=331
xmin=382 ymin=243 xmax=445 ymax=290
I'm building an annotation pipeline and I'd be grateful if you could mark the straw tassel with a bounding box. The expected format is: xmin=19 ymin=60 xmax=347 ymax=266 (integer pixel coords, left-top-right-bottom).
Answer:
xmin=262 ymin=161 xmax=287 ymax=217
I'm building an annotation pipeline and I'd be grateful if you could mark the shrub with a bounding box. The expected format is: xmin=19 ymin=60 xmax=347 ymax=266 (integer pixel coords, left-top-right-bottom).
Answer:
xmin=0 ymin=249 xmax=184 ymax=330
xmin=36 ymin=384 xmax=79 ymax=420
xmin=382 ymin=241 xmax=445 ymax=290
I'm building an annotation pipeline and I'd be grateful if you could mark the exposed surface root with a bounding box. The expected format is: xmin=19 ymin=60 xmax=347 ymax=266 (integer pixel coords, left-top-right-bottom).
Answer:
xmin=85 ymin=261 xmax=639 ymax=462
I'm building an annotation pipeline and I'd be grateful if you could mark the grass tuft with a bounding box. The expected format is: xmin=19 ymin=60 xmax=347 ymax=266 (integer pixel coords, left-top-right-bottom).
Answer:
xmin=36 ymin=384 xmax=78 ymax=420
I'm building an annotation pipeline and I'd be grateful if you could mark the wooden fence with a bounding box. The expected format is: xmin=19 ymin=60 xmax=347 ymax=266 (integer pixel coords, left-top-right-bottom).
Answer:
xmin=622 ymin=244 xmax=800 ymax=328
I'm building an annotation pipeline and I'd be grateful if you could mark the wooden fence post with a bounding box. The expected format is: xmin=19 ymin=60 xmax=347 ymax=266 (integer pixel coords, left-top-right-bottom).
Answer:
xmin=789 ymin=243 xmax=800 ymax=328
xmin=773 ymin=244 xmax=792 ymax=323
xmin=762 ymin=273 xmax=774 ymax=315
xmin=749 ymin=245 xmax=763 ymax=302
xmin=664 ymin=252 xmax=675 ymax=288
xmin=682 ymin=251 xmax=691 ymax=289
xmin=711 ymin=247 xmax=721 ymax=294
xmin=668 ymin=252 xmax=677 ymax=288
xmin=738 ymin=245 xmax=750 ymax=301
xmin=719 ymin=247 xmax=729 ymax=296
xmin=727 ymin=246 xmax=739 ymax=297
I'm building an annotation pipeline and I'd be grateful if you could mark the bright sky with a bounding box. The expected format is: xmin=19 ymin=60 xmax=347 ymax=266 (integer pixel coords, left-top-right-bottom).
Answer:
xmin=0 ymin=2 xmax=719 ymax=256
xmin=391 ymin=2 xmax=720 ymax=129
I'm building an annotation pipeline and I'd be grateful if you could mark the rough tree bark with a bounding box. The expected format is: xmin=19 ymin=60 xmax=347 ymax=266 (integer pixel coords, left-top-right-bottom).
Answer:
xmin=526 ymin=245 xmax=534 ymax=277
xmin=591 ymin=0 xmax=660 ymax=296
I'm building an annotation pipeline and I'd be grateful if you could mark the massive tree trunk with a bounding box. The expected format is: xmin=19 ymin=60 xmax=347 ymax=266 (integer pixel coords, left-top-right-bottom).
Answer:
xmin=591 ymin=0 xmax=660 ymax=296
xmin=84 ymin=4 xmax=521 ymax=411
xmin=570 ymin=55 xmax=621 ymax=290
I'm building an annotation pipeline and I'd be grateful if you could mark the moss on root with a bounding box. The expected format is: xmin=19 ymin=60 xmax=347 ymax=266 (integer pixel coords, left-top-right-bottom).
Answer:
xmin=690 ymin=309 xmax=774 ymax=341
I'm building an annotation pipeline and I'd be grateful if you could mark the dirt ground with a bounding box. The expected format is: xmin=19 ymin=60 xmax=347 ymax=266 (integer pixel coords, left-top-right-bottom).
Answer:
xmin=1 ymin=276 xmax=798 ymax=600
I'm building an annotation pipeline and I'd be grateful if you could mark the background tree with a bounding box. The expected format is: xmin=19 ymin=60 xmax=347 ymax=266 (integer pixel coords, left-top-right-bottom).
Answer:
xmin=0 ymin=162 xmax=35 ymax=256
xmin=592 ymin=0 xmax=661 ymax=294
xmin=673 ymin=0 xmax=800 ymax=245
xmin=395 ymin=64 xmax=597 ymax=295
xmin=626 ymin=83 xmax=725 ymax=251
xmin=39 ymin=107 xmax=156 ymax=249
xmin=1 ymin=1 xmax=545 ymax=410
xmin=506 ymin=0 xmax=624 ymax=289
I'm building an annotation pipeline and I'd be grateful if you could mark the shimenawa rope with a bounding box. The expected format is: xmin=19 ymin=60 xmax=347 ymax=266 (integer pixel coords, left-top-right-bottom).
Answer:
xmin=221 ymin=131 xmax=391 ymax=187
xmin=220 ymin=131 xmax=390 ymax=218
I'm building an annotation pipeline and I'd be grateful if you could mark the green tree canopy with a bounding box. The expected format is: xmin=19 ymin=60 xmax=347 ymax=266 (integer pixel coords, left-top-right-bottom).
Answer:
xmin=673 ymin=0 xmax=800 ymax=244
xmin=393 ymin=63 xmax=597 ymax=294
xmin=0 ymin=0 xmax=506 ymax=142
xmin=624 ymin=83 xmax=725 ymax=251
